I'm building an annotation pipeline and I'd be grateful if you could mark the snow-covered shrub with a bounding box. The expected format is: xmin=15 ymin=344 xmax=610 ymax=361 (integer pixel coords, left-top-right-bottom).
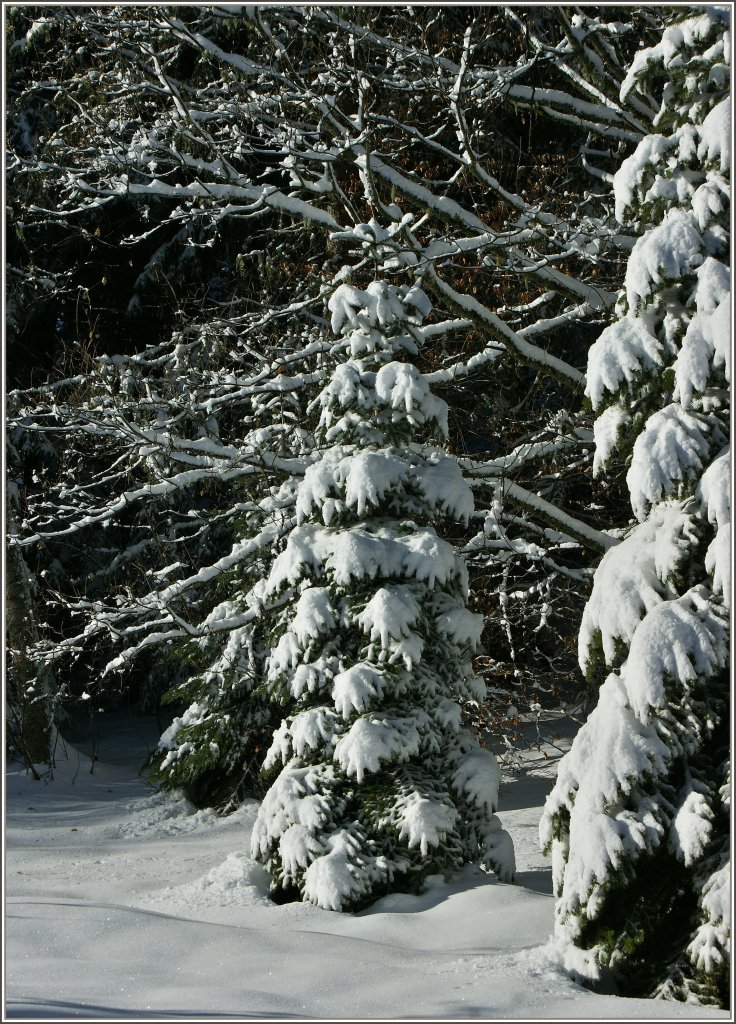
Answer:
xmin=250 ymin=268 xmax=515 ymax=910
xmin=542 ymin=9 xmax=730 ymax=1006
xmin=148 ymin=572 xmax=282 ymax=810
xmin=141 ymin=360 xmax=319 ymax=806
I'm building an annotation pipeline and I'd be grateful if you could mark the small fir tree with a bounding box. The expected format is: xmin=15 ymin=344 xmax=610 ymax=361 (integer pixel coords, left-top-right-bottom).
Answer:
xmin=250 ymin=257 xmax=515 ymax=910
xmin=149 ymin=577 xmax=282 ymax=810
xmin=146 ymin=381 xmax=316 ymax=810
xmin=541 ymin=8 xmax=730 ymax=1006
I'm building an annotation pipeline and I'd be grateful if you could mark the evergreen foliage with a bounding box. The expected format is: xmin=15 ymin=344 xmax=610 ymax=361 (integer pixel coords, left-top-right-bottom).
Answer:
xmin=250 ymin=255 xmax=515 ymax=909
xmin=147 ymin=576 xmax=280 ymax=809
xmin=541 ymin=9 xmax=730 ymax=1005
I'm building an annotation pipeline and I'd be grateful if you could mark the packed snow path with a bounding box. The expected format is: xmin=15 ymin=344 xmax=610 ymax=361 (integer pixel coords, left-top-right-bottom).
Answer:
xmin=5 ymin=714 xmax=727 ymax=1020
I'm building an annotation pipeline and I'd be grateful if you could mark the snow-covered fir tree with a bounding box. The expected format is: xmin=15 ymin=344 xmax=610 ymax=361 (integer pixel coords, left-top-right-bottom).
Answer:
xmin=147 ymin=512 xmax=284 ymax=810
xmin=250 ymin=250 xmax=515 ymax=910
xmin=541 ymin=8 xmax=730 ymax=1006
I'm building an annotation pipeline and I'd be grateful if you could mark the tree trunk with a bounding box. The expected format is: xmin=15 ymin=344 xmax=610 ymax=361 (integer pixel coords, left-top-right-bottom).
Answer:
xmin=6 ymin=513 xmax=52 ymax=769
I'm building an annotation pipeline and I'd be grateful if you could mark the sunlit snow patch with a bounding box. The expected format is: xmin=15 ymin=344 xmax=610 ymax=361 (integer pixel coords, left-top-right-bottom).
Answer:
xmin=152 ymin=851 xmax=272 ymax=909
xmin=119 ymin=790 xmax=258 ymax=838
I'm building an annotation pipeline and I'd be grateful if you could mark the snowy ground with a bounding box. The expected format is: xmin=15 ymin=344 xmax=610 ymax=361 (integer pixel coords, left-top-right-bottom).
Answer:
xmin=5 ymin=713 xmax=728 ymax=1021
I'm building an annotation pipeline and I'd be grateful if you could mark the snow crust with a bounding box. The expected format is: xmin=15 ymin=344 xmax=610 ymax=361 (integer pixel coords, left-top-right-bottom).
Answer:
xmin=622 ymin=590 xmax=728 ymax=724
xmin=332 ymin=662 xmax=388 ymax=719
xmin=334 ymin=713 xmax=424 ymax=782
xmin=266 ymin=521 xmax=460 ymax=593
xmin=670 ymin=786 xmax=714 ymax=868
xmin=394 ymin=790 xmax=458 ymax=856
xmin=626 ymin=403 xmax=710 ymax=521
xmin=375 ymin=361 xmax=449 ymax=434
xmin=699 ymin=99 xmax=731 ymax=171
xmin=585 ymin=317 xmax=662 ymax=410
xmin=624 ymin=210 xmax=703 ymax=312
xmin=613 ymin=132 xmax=674 ymax=223
xmin=688 ymin=861 xmax=732 ymax=975
xmin=697 ymin=446 xmax=730 ymax=529
xmin=675 ymin=260 xmax=731 ymax=408
xmin=704 ymin=521 xmax=731 ymax=602
xmin=620 ymin=10 xmax=730 ymax=103
xmin=578 ymin=501 xmax=696 ymax=672
xmin=8 ymin=724 xmax=725 ymax=1019
xmin=296 ymin=446 xmax=473 ymax=524
xmin=592 ymin=402 xmax=629 ymax=474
